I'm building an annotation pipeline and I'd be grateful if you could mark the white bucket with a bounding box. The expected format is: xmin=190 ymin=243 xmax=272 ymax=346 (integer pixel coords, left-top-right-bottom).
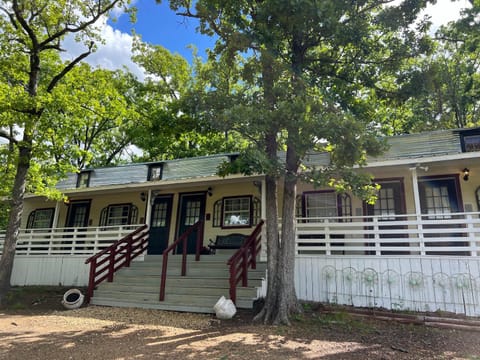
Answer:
xmin=61 ymin=289 xmax=85 ymax=310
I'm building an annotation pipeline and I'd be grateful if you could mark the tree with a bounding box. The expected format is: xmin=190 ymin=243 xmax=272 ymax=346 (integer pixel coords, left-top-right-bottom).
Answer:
xmin=169 ymin=0 xmax=433 ymax=324
xmin=128 ymin=40 xmax=246 ymax=160
xmin=48 ymin=64 xmax=141 ymax=168
xmin=379 ymin=3 xmax=480 ymax=134
xmin=0 ymin=0 xmax=132 ymax=303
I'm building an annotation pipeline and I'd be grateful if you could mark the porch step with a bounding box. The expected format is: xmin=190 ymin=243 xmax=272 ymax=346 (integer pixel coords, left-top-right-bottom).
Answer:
xmin=90 ymin=254 xmax=266 ymax=313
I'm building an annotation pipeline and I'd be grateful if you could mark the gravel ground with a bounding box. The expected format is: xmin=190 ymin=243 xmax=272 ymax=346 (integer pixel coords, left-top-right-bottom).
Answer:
xmin=1 ymin=304 xmax=479 ymax=360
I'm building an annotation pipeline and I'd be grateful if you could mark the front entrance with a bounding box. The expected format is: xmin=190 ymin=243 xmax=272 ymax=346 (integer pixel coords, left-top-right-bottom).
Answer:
xmin=366 ymin=179 xmax=408 ymax=255
xmin=148 ymin=195 xmax=173 ymax=255
xmin=176 ymin=193 xmax=206 ymax=254
xmin=418 ymin=175 xmax=466 ymax=255
xmin=65 ymin=200 xmax=91 ymax=228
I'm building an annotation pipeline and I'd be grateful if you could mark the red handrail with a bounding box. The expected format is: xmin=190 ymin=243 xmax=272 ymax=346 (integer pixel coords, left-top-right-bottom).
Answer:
xmin=159 ymin=220 xmax=204 ymax=301
xmin=85 ymin=224 xmax=149 ymax=302
xmin=227 ymin=220 xmax=264 ymax=304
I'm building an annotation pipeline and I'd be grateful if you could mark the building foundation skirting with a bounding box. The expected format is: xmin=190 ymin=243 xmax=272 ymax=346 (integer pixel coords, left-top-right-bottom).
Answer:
xmin=295 ymin=256 xmax=480 ymax=317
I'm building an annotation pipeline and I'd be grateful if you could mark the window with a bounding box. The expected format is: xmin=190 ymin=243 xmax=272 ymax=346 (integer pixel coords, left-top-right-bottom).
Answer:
xmin=222 ymin=196 xmax=252 ymax=227
xmin=212 ymin=196 xmax=261 ymax=228
xmin=99 ymin=204 xmax=138 ymax=227
xmin=302 ymin=191 xmax=352 ymax=221
xmin=463 ymin=135 xmax=480 ymax=152
xmin=460 ymin=129 xmax=480 ymax=152
xmin=76 ymin=171 xmax=91 ymax=188
xmin=213 ymin=199 xmax=222 ymax=227
xmin=148 ymin=164 xmax=163 ymax=181
xmin=27 ymin=208 xmax=54 ymax=229
xmin=304 ymin=192 xmax=337 ymax=218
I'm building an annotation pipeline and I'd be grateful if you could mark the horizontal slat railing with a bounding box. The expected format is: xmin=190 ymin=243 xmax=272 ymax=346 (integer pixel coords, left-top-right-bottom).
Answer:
xmin=0 ymin=225 xmax=144 ymax=256
xmin=295 ymin=212 xmax=480 ymax=256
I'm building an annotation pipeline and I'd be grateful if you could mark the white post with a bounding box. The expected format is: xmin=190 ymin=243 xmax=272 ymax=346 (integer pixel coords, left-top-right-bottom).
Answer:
xmin=410 ymin=167 xmax=425 ymax=255
xmin=53 ymin=201 xmax=61 ymax=229
xmin=145 ymin=189 xmax=153 ymax=227
xmin=466 ymin=214 xmax=477 ymax=256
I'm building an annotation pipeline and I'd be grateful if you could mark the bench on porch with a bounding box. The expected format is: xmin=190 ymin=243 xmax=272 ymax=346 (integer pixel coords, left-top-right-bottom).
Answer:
xmin=208 ymin=233 xmax=247 ymax=254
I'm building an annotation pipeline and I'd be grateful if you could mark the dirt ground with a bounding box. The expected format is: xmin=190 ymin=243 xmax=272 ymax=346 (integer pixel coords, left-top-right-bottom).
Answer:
xmin=0 ymin=287 xmax=479 ymax=360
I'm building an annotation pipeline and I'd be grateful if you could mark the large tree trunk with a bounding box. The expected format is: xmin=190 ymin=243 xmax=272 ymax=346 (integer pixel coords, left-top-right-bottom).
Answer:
xmin=254 ymin=173 xmax=281 ymax=323
xmin=0 ymin=143 xmax=31 ymax=303
xmin=272 ymin=142 xmax=301 ymax=324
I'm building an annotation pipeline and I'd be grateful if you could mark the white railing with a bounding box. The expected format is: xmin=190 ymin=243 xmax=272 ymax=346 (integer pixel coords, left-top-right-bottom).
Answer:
xmin=0 ymin=225 xmax=144 ymax=256
xmin=295 ymin=212 xmax=480 ymax=257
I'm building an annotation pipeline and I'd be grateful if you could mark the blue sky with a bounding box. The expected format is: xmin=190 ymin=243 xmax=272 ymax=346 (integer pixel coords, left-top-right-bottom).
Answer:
xmin=109 ymin=0 xmax=214 ymax=63
xmin=60 ymin=0 xmax=470 ymax=80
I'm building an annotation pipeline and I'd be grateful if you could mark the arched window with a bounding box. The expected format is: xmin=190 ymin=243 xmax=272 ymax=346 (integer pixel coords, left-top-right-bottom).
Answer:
xmin=99 ymin=204 xmax=138 ymax=227
xmin=26 ymin=208 xmax=54 ymax=229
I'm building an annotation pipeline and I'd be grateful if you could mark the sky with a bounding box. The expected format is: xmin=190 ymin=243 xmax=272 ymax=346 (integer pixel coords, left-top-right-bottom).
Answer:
xmin=61 ymin=0 xmax=472 ymax=80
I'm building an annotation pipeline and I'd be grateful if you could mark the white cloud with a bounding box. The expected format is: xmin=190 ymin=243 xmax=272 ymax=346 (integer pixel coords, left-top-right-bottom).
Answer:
xmin=423 ymin=0 xmax=471 ymax=32
xmin=61 ymin=16 xmax=145 ymax=80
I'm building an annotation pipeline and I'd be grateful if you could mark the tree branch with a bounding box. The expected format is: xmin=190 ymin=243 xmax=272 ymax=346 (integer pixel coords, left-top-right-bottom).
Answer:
xmin=47 ymin=42 xmax=94 ymax=93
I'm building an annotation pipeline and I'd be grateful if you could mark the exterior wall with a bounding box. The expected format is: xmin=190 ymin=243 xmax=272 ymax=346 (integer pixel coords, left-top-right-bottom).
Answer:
xmin=202 ymin=181 xmax=261 ymax=245
xmin=22 ymin=177 xmax=262 ymax=249
xmin=292 ymin=161 xmax=480 ymax=218
xmin=295 ymin=256 xmax=480 ymax=317
xmin=22 ymin=198 xmax=58 ymax=228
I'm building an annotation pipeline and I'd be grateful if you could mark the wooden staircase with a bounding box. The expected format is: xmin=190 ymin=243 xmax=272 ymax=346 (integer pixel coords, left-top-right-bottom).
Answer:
xmin=90 ymin=254 xmax=266 ymax=313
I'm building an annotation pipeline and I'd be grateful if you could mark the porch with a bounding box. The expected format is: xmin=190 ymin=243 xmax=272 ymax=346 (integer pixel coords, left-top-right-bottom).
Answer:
xmin=1 ymin=211 xmax=480 ymax=316
xmin=294 ymin=212 xmax=480 ymax=316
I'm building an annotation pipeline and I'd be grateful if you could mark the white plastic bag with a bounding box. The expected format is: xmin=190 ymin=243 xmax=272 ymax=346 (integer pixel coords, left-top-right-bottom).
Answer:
xmin=213 ymin=295 xmax=237 ymax=319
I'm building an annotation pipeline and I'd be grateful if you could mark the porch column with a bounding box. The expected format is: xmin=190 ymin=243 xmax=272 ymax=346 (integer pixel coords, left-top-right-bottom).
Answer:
xmin=53 ymin=201 xmax=61 ymax=228
xmin=145 ymin=189 xmax=152 ymax=227
xmin=410 ymin=167 xmax=425 ymax=255
xmin=410 ymin=167 xmax=422 ymax=216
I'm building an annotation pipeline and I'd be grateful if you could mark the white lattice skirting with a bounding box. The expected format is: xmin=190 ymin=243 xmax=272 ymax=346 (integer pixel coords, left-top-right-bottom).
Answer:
xmin=295 ymin=256 xmax=480 ymax=317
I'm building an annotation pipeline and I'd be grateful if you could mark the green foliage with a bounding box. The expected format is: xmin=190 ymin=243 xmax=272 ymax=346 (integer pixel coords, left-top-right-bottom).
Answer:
xmin=379 ymin=4 xmax=480 ymax=133
xmin=129 ymin=40 xmax=247 ymax=160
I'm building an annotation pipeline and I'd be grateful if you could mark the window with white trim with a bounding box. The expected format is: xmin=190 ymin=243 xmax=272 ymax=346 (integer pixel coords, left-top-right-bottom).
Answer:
xmin=99 ymin=204 xmax=138 ymax=226
xmin=222 ymin=196 xmax=252 ymax=227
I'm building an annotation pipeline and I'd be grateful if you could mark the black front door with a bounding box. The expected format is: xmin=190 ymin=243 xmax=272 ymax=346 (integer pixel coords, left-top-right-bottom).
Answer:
xmin=65 ymin=200 xmax=91 ymax=228
xmin=148 ymin=195 xmax=173 ymax=255
xmin=418 ymin=176 xmax=465 ymax=255
xmin=366 ymin=180 xmax=408 ymax=255
xmin=176 ymin=193 xmax=206 ymax=254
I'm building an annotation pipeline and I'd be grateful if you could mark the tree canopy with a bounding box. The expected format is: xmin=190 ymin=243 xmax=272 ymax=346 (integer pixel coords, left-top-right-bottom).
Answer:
xmin=169 ymin=0 xmax=437 ymax=324
xmin=0 ymin=0 xmax=133 ymax=303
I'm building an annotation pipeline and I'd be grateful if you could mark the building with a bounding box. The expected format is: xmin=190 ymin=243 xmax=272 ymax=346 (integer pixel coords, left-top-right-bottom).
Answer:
xmin=1 ymin=128 xmax=480 ymax=315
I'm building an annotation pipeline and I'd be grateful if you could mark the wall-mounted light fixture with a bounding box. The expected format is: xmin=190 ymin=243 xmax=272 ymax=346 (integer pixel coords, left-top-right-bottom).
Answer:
xmin=140 ymin=192 xmax=146 ymax=202
xmin=463 ymin=168 xmax=470 ymax=181
xmin=207 ymin=187 xmax=213 ymax=197
xmin=253 ymin=180 xmax=262 ymax=193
